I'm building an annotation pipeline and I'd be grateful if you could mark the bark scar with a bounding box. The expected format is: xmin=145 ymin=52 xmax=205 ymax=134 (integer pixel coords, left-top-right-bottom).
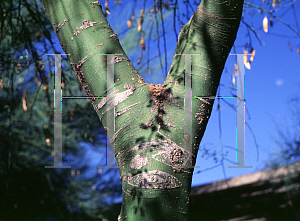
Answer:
xmin=140 ymin=84 xmax=181 ymax=131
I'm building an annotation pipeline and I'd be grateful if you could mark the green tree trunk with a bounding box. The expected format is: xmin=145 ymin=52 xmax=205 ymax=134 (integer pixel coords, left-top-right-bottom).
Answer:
xmin=41 ymin=0 xmax=244 ymax=220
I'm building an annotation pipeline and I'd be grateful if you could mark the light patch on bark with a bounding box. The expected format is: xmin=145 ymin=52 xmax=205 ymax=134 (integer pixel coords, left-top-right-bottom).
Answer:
xmin=125 ymin=170 xmax=182 ymax=189
xmin=108 ymin=56 xmax=122 ymax=64
xmin=114 ymin=102 xmax=141 ymax=117
xmin=116 ymin=139 xmax=193 ymax=173
xmin=73 ymin=20 xmax=97 ymax=36
xmin=151 ymin=139 xmax=193 ymax=173
xmin=110 ymin=33 xmax=119 ymax=40
xmin=111 ymin=125 xmax=129 ymax=144
xmin=56 ymin=18 xmax=70 ymax=33
xmin=98 ymin=83 xmax=136 ymax=121
xmin=129 ymin=153 xmax=149 ymax=169
xmin=195 ymin=100 xmax=212 ymax=125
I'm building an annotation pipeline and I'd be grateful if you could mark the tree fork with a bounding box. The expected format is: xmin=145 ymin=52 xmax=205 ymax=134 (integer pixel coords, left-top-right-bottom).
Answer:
xmin=41 ymin=0 xmax=244 ymax=220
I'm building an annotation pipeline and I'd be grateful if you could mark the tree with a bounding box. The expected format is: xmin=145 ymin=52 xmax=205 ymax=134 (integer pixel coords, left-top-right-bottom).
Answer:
xmin=261 ymin=89 xmax=300 ymax=221
xmin=40 ymin=0 xmax=244 ymax=220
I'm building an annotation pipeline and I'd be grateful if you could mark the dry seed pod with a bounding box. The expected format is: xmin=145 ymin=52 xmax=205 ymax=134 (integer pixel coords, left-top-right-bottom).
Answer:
xmin=127 ymin=19 xmax=133 ymax=28
xmin=140 ymin=9 xmax=144 ymax=16
xmin=243 ymin=50 xmax=251 ymax=70
xmin=138 ymin=16 xmax=143 ymax=32
xmin=263 ymin=16 xmax=268 ymax=33
xmin=249 ymin=49 xmax=256 ymax=63
xmin=22 ymin=90 xmax=27 ymax=111
xmin=140 ymin=37 xmax=145 ymax=50
xmin=105 ymin=0 xmax=110 ymax=14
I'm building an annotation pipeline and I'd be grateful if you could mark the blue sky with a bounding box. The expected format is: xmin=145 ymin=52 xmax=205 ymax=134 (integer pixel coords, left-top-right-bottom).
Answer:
xmin=17 ymin=0 xmax=300 ymax=206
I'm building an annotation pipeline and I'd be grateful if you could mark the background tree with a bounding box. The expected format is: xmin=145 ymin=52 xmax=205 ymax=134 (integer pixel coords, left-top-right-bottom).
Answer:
xmin=261 ymin=89 xmax=300 ymax=220
xmin=0 ymin=0 xmax=122 ymax=220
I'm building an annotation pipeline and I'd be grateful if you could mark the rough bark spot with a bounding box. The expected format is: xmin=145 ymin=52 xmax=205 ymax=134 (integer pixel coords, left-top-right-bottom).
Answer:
xmin=110 ymin=33 xmax=119 ymax=40
xmin=126 ymin=170 xmax=182 ymax=189
xmin=108 ymin=56 xmax=122 ymax=64
xmin=98 ymin=83 xmax=136 ymax=120
xmin=73 ymin=20 xmax=97 ymax=36
xmin=129 ymin=153 xmax=149 ymax=169
xmin=56 ymin=19 xmax=70 ymax=33
xmin=70 ymin=54 xmax=93 ymax=85
xmin=140 ymin=84 xmax=181 ymax=130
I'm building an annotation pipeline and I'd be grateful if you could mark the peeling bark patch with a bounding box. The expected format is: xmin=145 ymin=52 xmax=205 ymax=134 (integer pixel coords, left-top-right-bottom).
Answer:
xmin=195 ymin=100 xmax=213 ymax=125
xmin=70 ymin=54 xmax=93 ymax=85
xmin=111 ymin=125 xmax=129 ymax=144
xmin=151 ymin=139 xmax=193 ymax=172
xmin=90 ymin=1 xmax=101 ymax=7
xmin=126 ymin=170 xmax=182 ymax=189
xmin=82 ymin=85 xmax=95 ymax=102
xmin=98 ymin=83 xmax=136 ymax=120
xmin=129 ymin=154 xmax=149 ymax=169
xmin=56 ymin=19 xmax=70 ymax=33
xmin=73 ymin=20 xmax=97 ymax=36
xmin=114 ymin=102 xmax=141 ymax=117
xmin=116 ymin=141 xmax=162 ymax=168
xmin=110 ymin=33 xmax=119 ymax=40
xmin=140 ymin=84 xmax=181 ymax=130
xmin=59 ymin=40 xmax=68 ymax=51
xmin=108 ymin=56 xmax=122 ymax=64
xmin=116 ymin=139 xmax=192 ymax=173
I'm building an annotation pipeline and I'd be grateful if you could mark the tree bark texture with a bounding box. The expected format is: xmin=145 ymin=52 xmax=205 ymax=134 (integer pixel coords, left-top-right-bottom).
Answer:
xmin=41 ymin=0 xmax=244 ymax=220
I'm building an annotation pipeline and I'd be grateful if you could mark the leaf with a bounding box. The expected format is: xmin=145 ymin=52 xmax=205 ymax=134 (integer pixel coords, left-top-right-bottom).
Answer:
xmin=148 ymin=67 xmax=151 ymax=74
xmin=22 ymin=89 xmax=27 ymax=111
xmin=297 ymin=48 xmax=300 ymax=54
xmin=140 ymin=9 xmax=144 ymax=16
xmin=263 ymin=16 xmax=268 ymax=33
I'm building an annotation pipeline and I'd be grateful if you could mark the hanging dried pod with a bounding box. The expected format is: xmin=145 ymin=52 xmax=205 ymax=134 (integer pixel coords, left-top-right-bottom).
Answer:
xmin=243 ymin=50 xmax=251 ymax=70
xmin=127 ymin=19 xmax=133 ymax=28
xmin=263 ymin=16 xmax=268 ymax=33
xmin=22 ymin=89 xmax=27 ymax=111
xmin=105 ymin=0 xmax=110 ymax=14
xmin=140 ymin=37 xmax=145 ymax=50
xmin=249 ymin=49 xmax=256 ymax=63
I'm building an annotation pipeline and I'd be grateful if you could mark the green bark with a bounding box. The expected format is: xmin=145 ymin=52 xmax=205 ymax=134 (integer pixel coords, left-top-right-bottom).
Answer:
xmin=40 ymin=0 xmax=244 ymax=220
